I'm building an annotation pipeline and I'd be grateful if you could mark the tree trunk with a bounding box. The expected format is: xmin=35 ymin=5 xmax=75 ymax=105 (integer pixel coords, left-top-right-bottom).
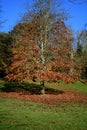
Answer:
xmin=70 ymin=50 xmax=74 ymax=75
xmin=40 ymin=81 xmax=45 ymax=95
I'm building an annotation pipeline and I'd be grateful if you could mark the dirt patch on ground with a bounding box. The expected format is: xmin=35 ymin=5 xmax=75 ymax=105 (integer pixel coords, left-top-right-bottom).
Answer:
xmin=0 ymin=91 xmax=87 ymax=105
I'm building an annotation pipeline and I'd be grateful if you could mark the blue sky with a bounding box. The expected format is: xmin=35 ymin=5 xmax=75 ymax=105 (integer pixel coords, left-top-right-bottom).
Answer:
xmin=0 ymin=0 xmax=87 ymax=33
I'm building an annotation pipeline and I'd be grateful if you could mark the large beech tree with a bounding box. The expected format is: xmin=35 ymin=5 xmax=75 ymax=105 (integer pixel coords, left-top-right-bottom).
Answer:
xmin=6 ymin=0 xmax=80 ymax=94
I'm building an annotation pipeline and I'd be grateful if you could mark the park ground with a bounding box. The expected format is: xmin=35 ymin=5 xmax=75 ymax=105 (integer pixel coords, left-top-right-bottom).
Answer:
xmin=0 ymin=80 xmax=87 ymax=130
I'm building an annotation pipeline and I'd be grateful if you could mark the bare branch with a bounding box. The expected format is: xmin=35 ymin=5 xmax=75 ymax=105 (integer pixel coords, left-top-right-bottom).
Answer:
xmin=68 ymin=0 xmax=87 ymax=4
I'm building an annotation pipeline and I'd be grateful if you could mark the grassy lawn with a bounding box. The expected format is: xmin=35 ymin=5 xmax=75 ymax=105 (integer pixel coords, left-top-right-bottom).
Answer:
xmin=0 ymin=97 xmax=87 ymax=130
xmin=46 ymin=81 xmax=87 ymax=94
xmin=0 ymin=80 xmax=87 ymax=130
xmin=0 ymin=80 xmax=87 ymax=94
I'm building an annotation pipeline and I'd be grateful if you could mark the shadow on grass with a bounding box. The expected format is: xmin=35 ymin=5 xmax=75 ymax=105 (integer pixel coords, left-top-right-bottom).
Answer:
xmin=0 ymin=82 xmax=64 ymax=95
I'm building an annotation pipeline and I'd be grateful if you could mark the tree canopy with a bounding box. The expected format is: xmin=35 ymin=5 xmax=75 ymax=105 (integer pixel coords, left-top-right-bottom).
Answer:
xmin=0 ymin=32 xmax=12 ymax=78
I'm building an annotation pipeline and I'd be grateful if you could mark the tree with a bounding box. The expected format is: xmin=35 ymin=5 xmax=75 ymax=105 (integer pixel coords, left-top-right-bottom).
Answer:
xmin=0 ymin=5 xmax=3 ymax=27
xmin=76 ymin=29 xmax=87 ymax=79
xmin=6 ymin=0 xmax=80 ymax=94
xmin=0 ymin=33 xmax=12 ymax=78
xmin=68 ymin=0 xmax=87 ymax=4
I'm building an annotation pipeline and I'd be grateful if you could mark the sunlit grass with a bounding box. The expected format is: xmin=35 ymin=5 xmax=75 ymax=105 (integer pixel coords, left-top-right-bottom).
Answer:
xmin=0 ymin=80 xmax=87 ymax=129
xmin=46 ymin=81 xmax=87 ymax=93
xmin=0 ymin=80 xmax=87 ymax=94
xmin=0 ymin=97 xmax=87 ymax=130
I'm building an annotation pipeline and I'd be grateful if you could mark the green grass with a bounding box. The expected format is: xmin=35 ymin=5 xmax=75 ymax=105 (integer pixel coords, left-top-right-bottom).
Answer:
xmin=0 ymin=97 xmax=87 ymax=130
xmin=46 ymin=81 xmax=87 ymax=94
xmin=0 ymin=80 xmax=87 ymax=94
xmin=0 ymin=80 xmax=87 ymax=129
xmin=0 ymin=80 xmax=5 ymax=88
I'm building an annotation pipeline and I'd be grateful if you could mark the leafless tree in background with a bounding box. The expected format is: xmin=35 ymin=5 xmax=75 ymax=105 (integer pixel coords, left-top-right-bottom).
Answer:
xmin=68 ymin=0 xmax=87 ymax=4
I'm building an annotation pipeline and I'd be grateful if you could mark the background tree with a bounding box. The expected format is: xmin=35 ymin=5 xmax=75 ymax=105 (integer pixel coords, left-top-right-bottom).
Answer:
xmin=6 ymin=0 xmax=80 ymax=94
xmin=0 ymin=5 xmax=2 ymax=27
xmin=0 ymin=33 xmax=12 ymax=78
xmin=0 ymin=4 xmax=5 ymax=28
xmin=76 ymin=29 xmax=87 ymax=80
xmin=68 ymin=0 xmax=87 ymax=4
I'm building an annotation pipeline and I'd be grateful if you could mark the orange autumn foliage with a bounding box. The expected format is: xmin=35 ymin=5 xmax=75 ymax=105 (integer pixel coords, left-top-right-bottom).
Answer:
xmin=5 ymin=20 xmax=81 ymax=84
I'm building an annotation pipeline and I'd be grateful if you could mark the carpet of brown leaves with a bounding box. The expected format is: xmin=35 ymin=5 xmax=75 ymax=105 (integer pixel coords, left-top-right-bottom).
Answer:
xmin=0 ymin=91 xmax=87 ymax=105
